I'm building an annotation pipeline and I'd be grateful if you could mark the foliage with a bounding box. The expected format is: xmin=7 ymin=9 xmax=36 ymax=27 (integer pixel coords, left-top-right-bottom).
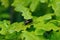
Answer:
xmin=0 ymin=0 xmax=60 ymax=40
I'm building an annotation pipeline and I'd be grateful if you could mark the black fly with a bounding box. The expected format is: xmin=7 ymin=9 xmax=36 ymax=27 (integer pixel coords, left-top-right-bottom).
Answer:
xmin=24 ymin=19 xmax=33 ymax=25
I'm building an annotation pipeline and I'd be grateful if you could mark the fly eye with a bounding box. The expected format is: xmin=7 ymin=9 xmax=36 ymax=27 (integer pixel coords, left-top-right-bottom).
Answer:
xmin=24 ymin=19 xmax=33 ymax=25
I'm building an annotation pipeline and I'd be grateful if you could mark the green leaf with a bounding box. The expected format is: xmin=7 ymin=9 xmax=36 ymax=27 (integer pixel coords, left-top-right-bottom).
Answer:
xmin=0 ymin=34 xmax=5 ymax=40
xmin=33 ymin=14 xmax=52 ymax=23
xmin=9 ymin=22 xmax=25 ymax=32
xmin=30 ymin=0 xmax=40 ymax=12
xmin=35 ymin=29 xmax=45 ymax=35
xmin=21 ymin=31 xmax=46 ymax=40
xmin=0 ymin=13 xmax=9 ymax=18
xmin=50 ymin=20 xmax=60 ymax=27
xmin=0 ymin=20 xmax=10 ymax=35
xmin=50 ymin=31 xmax=60 ymax=40
xmin=48 ymin=0 xmax=60 ymax=20
xmin=1 ymin=0 xmax=9 ymax=8
xmin=40 ymin=0 xmax=48 ymax=3
xmin=12 ymin=0 xmax=32 ymax=19
xmin=0 ymin=6 xmax=6 ymax=13
xmin=15 ymin=6 xmax=32 ymax=19
xmin=12 ymin=0 xmax=31 ymax=7
xmin=9 ymin=22 xmax=31 ymax=32
xmin=5 ymin=31 xmax=18 ymax=39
